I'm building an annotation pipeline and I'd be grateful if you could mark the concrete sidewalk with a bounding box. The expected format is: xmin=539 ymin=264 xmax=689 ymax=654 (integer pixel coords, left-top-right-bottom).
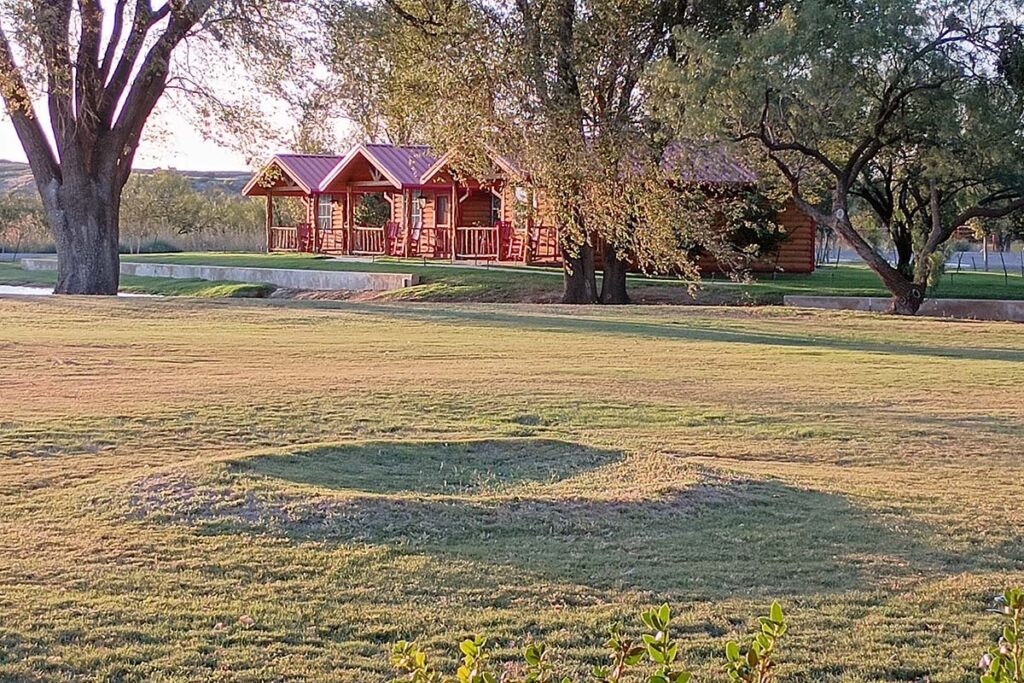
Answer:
xmin=20 ymin=258 xmax=419 ymax=292
xmin=785 ymin=295 xmax=1024 ymax=322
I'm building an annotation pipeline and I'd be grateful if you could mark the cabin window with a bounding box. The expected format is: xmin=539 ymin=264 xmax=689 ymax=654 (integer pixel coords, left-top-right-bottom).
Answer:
xmin=317 ymin=195 xmax=333 ymax=231
xmin=490 ymin=193 xmax=502 ymax=225
xmin=411 ymin=191 xmax=423 ymax=228
xmin=436 ymin=195 xmax=449 ymax=226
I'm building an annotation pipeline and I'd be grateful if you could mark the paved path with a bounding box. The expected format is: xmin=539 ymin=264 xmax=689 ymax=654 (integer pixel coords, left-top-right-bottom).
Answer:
xmin=822 ymin=246 xmax=1024 ymax=271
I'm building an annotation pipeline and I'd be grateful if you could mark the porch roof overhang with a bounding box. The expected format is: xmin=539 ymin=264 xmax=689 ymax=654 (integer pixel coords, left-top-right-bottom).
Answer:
xmin=319 ymin=144 xmax=441 ymax=193
xmin=418 ymin=148 xmax=523 ymax=185
xmin=242 ymin=154 xmax=345 ymax=197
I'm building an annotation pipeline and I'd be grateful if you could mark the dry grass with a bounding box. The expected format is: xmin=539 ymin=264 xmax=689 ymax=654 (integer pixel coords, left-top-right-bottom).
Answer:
xmin=0 ymin=295 xmax=1021 ymax=682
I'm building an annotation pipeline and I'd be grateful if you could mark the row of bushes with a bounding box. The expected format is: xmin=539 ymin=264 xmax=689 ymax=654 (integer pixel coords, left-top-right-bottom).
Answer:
xmin=0 ymin=171 xmax=276 ymax=255
xmin=389 ymin=588 xmax=1023 ymax=683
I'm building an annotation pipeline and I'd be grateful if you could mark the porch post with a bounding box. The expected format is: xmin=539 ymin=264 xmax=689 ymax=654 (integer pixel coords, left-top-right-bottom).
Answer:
xmin=451 ymin=182 xmax=458 ymax=262
xmin=346 ymin=185 xmax=353 ymax=255
xmin=404 ymin=189 xmax=411 ymax=258
xmin=524 ymin=216 xmax=532 ymax=264
xmin=311 ymin=192 xmax=320 ymax=253
xmin=265 ymin=192 xmax=273 ymax=253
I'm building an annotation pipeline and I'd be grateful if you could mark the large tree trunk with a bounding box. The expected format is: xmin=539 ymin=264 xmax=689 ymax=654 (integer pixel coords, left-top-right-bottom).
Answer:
xmin=883 ymin=271 xmax=926 ymax=315
xmin=46 ymin=172 xmax=122 ymax=295
xmin=890 ymin=224 xmax=914 ymax=279
xmin=600 ymin=240 xmax=630 ymax=304
xmin=888 ymin=285 xmax=925 ymax=314
xmin=562 ymin=242 xmax=598 ymax=303
xmin=796 ymin=194 xmax=930 ymax=315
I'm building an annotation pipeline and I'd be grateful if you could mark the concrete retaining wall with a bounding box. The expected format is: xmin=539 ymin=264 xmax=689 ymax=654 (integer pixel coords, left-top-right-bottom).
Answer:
xmin=785 ymin=295 xmax=1024 ymax=322
xmin=21 ymin=259 xmax=419 ymax=292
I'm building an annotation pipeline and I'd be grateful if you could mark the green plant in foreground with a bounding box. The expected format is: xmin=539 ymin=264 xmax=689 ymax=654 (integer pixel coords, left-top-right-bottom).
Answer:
xmin=592 ymin=603 xmax=692 ymax=682
xmin=524 ymin=642 xmax=571 ymax=683
xmin=593 ymin=628 xmax=646 ymax=682
xmin=724 ymin=601 xmax=788 ymax=683
xmin=388 ymin=589 xmax=1024 ymax=683
xmin=456 ymin=636 xmax=498 ymax=683
xmin=392 ymin=640 xmax=443 ymax=683
xmin=981 ymin=588 xmax=1024 ymax=683
xmin=639 ymin=604 xmax=692 ymax=683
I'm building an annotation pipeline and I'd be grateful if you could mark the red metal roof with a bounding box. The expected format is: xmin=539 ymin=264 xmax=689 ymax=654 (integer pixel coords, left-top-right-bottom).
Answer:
xmin=275 ymin=154 xmax=346 ymax=192
xmin=250 ymin=142 xmax=754 ymax=197
xmin=362 ymin=144 xmax=440 ymax=186
xmin=661 ymin=142 xmax=758 ymax=184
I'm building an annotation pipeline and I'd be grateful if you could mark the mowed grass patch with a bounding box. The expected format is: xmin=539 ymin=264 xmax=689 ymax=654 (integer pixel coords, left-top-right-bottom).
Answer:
xmin=0 ymin=262 xmax=274 ymax=297
xmin=0 ymin=296 xmax=1021 ymax=681
xmin=125 ymin=251 xmax=1024 ymax=302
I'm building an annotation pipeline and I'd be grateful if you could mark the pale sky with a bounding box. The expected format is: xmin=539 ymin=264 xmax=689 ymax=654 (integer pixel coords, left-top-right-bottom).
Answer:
xmin=0 ymin=107 xmax=256 ymax=173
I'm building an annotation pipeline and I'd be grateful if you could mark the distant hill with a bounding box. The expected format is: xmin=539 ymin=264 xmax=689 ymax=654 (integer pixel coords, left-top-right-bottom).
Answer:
xmin=0 ymin=159 xmax=252 ymax=196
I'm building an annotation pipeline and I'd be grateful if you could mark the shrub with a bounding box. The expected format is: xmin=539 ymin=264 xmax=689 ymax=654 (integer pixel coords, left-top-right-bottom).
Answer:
xmin=981 ymin=588 xmax=1024 ymax=683
xmin=390 ymin=602 xmax=786 ymax=683
xmin=391 ymin=589 xmax=1024 ymax=682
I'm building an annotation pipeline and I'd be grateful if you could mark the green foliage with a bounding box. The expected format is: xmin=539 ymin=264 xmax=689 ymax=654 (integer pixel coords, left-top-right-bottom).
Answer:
xmin=723 ymin=602 xmax=787 ymax=683
xmin=120 ymin=171 xmax=267 ymax=252
xmin=354 ymin=193 xmax=391 ymax=227
xmin=389 ymin=604 xmax=800 ymax=683
xmin=657 ymin=0 xmax=1024 ymax=308
xmin=981 ymin=589 xmax=1024 ymax=683
xmin=638 ymin=604 xmax=693 ymax=683
xmin=594 ymin=629 xmax=647 ymax=683
xmin=0 ymin=192 xmax=49 ymax=251
xmin=392 ymin=640 xmax=444 ymax=683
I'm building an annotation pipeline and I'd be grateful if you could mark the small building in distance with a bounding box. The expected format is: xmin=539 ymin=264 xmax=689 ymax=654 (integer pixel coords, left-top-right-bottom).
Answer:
xmin=242 ymin=142 xmax=815 ymax=273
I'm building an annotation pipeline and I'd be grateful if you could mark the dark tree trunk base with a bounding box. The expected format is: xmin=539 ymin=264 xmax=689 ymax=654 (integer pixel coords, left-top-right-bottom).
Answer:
xmin=600 ymin=242 xmax=630 ymax=304
xmin=562 ymin=242 xmax=598 ymax=304
xmin=49 ymin=175 xmax=122 ymax=295
xmin=54 ymin=254 xmax=120 ymax=294
xmin=888 ymin=285 xmax=925 ymax=315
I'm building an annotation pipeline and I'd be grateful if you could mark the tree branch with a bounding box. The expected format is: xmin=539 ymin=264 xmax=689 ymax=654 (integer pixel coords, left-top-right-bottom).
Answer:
xmin=0 ymin=24 xmax=60 ymax=190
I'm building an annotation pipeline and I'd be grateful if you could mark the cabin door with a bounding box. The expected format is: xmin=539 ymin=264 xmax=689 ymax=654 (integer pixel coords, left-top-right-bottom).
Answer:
xmin=434 ymin=193 xmax=451 ymax=257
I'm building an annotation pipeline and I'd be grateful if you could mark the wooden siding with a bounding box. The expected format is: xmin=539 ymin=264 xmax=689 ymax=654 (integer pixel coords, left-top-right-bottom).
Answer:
xmin=769 ymin=200 xmax=816 ymax=273
xmin=319 ymin=195 xmax=346 ymax=252
xmin=460 ymin=190 xmax=494 ymax=227
xmin=697 ymin=199 xmax=816 ymax=274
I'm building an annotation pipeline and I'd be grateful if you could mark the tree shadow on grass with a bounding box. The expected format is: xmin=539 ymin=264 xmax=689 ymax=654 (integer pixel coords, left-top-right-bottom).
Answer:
xmin=158 ymin=439 xmax=1016 ymax=599
xmin=307 ymin=302 xmax=1024 ymax=364
xmin=237 ymin=438 xmax=621 ymax=495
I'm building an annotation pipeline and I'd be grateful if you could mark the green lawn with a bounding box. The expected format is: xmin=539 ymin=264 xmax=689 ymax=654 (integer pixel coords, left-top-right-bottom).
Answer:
xmin=5 ymin=253 xmax=1021 ymax=303
xmin=728 ymin=262 xmax=1024 ymax=301
xmin=0 ymin=295 xmax=1020 ymax=681
xmin=123 ymin=252 xmax=1024 ymax=303
xmin=0 ymin=262 xmax=274 ymax=298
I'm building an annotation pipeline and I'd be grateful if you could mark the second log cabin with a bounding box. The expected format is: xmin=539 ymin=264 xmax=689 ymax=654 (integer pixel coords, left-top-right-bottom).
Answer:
xmin=242 ymin=142 xmax=815 ymax=273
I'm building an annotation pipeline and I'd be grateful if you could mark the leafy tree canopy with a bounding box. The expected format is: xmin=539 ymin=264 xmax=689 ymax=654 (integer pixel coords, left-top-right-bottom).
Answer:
xmin=656 ymin=0 xmax=1024 ymax=313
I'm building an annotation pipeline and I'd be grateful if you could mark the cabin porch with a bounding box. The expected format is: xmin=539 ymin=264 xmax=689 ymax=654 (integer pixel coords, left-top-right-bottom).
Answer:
xmin=243 ymin=148 xmax=565 ymax=264
xmin=263 ymin=183 xmax=560 ymax=263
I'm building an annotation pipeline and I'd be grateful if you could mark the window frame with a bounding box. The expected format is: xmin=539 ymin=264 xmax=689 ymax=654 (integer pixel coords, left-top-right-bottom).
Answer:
xmin=490 ymin=192 xmax=502 ymax=226
xmin=317 ymin=195 xmax=333 ymax=231
xmin=411 ymin=191 xmax=423 ymax=228
xmin=435 ymin=194 xmax=449 ymax=227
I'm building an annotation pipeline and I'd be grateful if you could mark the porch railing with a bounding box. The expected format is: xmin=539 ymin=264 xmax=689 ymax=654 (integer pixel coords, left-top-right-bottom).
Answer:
xmin=530 ymin=225 xmax=561 ymax=261
xmin=269 ymin=226 xmax=299 ymax=252
xmin=351 ymin=225 xmax=386 ymax=255
xmin=455 ymin=225 xmax=500 ymax=259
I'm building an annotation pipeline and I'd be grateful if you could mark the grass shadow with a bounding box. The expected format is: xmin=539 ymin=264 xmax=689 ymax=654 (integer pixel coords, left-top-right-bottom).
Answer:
xmin=238 ymin=438 xmax=622 ymax=495
xmin=131 ymin=438 xmax=1020 ymax=600
xmin=274 ymin=301 xmax=1024 ymax=364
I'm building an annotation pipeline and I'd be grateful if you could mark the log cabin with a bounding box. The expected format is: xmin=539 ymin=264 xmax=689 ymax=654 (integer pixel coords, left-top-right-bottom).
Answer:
xmin=241 ymin=142 xmax=815 ymax=273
